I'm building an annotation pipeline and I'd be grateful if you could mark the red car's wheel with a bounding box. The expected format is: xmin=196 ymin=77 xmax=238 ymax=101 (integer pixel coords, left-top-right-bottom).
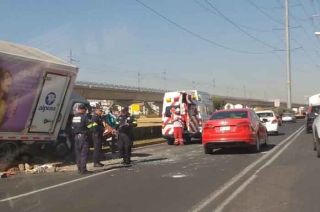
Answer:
xmin=204 ymin=146 xmax=213 ymax=154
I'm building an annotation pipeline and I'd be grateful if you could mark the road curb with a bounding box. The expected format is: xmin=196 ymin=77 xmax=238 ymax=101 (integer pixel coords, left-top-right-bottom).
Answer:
xmin=133 ymin=138 xmax=165 ymax=148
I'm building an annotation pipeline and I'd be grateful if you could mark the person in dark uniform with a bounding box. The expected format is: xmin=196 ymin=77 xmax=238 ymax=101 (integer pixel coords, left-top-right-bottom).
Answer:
xmin=71 ymin=104 xmax=90 ymax=174
xmin=116 ymin=107 xmax=137 ymax=165
xmin=90 ymin=107 xmax=105 ymax=167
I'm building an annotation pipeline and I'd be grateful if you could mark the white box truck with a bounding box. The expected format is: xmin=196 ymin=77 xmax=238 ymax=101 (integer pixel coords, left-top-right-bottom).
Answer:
xmin=0 ymin=41 xmax=88 ymax=168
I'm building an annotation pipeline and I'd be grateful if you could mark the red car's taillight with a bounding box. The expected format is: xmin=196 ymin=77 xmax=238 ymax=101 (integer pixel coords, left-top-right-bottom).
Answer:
xmin=204 ymin=123 xmax=214 ymax=129
xmin=236 ymin=122 xmax=252 ymax=131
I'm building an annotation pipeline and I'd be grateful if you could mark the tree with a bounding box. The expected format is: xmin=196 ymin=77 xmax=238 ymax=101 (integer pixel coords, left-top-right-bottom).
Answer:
xmin=212 ymin=96 xmax=226 ymax=110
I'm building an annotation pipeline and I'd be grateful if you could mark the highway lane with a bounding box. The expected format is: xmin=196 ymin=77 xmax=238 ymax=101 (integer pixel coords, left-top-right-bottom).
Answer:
xmin=220 ymin=123 xmax=320 ymax=212
xmin=0 ymin=121 xmax=305 ymax=212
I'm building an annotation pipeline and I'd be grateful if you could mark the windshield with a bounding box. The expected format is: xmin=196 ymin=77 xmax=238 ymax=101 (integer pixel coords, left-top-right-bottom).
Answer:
xmin=256 ymin=112 xmax=274 ymax=118
xmin=283 ymin=113 xmax=293 ymax=116
xmin=311 ymin=106 xmax=320 ymax=114
xmin=210 ymin=111 xmax=248 ymax=120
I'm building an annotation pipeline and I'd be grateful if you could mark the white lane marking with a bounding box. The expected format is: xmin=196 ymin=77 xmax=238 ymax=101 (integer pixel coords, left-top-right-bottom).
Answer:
xmin=0 ymin=168 xmax=118 ymax=203
xmin=190 ymin=125 xmax=305 ymax=212
xmin=214 ymin=127 xmax=304 ymax=212
xmin=172 ymin=174 xmax=187 ymax=178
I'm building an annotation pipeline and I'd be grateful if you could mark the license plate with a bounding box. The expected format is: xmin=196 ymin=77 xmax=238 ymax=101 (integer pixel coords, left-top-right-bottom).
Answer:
xmin=220 ymin=126 xmax=230 ymax=131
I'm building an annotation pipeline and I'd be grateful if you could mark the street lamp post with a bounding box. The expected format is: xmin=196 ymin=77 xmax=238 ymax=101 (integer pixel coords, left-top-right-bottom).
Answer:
xmin=285 ymin=0 xmax=292 ymax=109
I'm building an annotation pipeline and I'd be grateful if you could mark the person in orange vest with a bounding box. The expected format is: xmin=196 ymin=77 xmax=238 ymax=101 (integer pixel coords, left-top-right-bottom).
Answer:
xmin=172 ymin=108 xmax=184 ymax=145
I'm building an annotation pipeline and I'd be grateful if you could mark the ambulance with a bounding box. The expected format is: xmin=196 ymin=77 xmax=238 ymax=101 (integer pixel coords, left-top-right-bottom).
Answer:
xmin=162 ymin=90 xmax=214 ymax=145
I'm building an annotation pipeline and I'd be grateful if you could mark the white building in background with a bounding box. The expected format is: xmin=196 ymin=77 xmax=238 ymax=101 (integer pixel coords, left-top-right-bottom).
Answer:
xmin=224 ymin=103 xmax=234 ymax=110
xmin=234 ymin=104 xmax=244 ymax=109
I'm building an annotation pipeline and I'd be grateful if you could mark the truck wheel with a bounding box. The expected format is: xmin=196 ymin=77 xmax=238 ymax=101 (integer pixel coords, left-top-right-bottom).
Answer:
xmin=0 ymin=142 xmax=18 ymax=171
xmin=54 ymin=142 xmax=70 ymax=158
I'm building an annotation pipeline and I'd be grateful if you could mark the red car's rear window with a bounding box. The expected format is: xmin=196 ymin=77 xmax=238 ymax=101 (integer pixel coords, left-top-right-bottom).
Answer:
xmin=210 ymin=111 xmax=248 ymax=120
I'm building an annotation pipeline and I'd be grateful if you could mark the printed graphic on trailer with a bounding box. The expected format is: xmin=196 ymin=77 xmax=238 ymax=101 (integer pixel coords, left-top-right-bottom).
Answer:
xmin=38 ymin=92 xmax=57 ymax=112
xmin=0 ymin=62 xmax=42 ymax=132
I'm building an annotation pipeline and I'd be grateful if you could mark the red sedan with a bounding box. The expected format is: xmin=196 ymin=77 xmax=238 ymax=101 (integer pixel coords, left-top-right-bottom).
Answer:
xmin=202 ymin=109 xmax=268 ymax=154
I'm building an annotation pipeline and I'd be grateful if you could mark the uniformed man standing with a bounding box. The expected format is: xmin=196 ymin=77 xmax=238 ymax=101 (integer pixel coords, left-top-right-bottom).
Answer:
xmin=91 ymin=107 xmax=105 ymax=167
xmin=117 ymin=107 xmax=137 ymax=165
xmin=71 ymin=104 xmax=90 ymax=174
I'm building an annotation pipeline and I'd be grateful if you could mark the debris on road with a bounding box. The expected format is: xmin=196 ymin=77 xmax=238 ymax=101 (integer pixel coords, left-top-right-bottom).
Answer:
xmin=25 ymin=164 xmax=57 ymax=174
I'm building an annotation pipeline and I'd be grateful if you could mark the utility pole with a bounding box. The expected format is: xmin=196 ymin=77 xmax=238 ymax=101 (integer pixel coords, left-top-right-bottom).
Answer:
xmin=212 ymin=78 xmax=216 ymax=93
xmin=68 ymin=49 xmax=76 ymax=64
xmin=162 ymin=71 xmax=167 ymax=89
xmin=285 ymin=0 xmax=292 ymax=109
xmin=138 ymin=72 xmax=141 ymax=91
xmin=243 ymin=85 xmax=247 ymax=98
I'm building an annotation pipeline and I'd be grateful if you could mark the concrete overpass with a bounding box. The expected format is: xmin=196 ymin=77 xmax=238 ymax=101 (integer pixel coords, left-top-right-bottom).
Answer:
xmin=74 ymin=81 xmax=304 ymax=108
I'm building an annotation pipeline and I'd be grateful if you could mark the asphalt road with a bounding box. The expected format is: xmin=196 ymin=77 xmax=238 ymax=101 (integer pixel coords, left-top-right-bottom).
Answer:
xmin=1 ymin=120 xmax=318 ymax=212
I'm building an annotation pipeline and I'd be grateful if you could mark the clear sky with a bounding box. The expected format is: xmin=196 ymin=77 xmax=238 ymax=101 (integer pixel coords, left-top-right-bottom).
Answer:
xmin=1 ymin=0 xmax=320 ymax=103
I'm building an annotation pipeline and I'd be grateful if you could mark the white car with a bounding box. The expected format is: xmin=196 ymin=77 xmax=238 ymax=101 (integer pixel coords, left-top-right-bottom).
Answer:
xmin=256 ymin=110 xmax=279 ymax=135
xmin=281 ymin=112 xmax=296 ymax=123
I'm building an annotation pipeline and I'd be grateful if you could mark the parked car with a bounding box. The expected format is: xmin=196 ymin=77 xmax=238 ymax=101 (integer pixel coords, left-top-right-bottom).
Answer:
xmin=282 ymin=112 xmax=296 ymax=123
xmin=312 ymin=115 xmax=320 ymax=157
xmin=202 ymin=109 xmax=268 ymax=154
xmin=306 ymin=105 xmax=320 ymax=133
xmin=256 ymin=110 xmax=279 ymax=135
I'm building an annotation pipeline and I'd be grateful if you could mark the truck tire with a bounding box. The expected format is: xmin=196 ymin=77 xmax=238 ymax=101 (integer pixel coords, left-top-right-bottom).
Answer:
xmin=54 ymin=141 xmax=71 ymax=159
xmin=0 ymin=142 xmax=18 ymax=171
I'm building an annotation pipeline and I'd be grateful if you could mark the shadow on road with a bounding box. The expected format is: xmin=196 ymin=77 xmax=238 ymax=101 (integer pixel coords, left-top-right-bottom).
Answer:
xmin=131 ymin=153 xmax=152 ymax=158
xmin=212 ymin=144 xmax=276 ymax=155
xmin=136 ymin=157 xmax=168 ymax=164
xmin=269 ymin=132 xmax=285 ymax=136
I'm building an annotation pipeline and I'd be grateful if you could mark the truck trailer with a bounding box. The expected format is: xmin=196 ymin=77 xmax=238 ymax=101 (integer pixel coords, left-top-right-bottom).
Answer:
xmin=0 ymin=41 xmax=88 ymax=169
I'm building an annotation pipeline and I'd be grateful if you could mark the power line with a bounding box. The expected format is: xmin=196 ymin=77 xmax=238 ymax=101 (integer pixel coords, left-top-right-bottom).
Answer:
xmin=247 ymin=0 xmax=284 ymax=25
xmin=194 ymin=0 xmax=272 ymax=32
xmin=204 ymin=0 xmax=280 ymax=50
xmin=134 ymin=0 xmax=272 ymax=54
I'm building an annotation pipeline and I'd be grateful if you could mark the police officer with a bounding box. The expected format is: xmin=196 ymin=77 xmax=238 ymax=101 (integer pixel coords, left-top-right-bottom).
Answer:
xmin=71 ymin=104 xmax=90 ymax=174
xmin=117 ymin=107 xmax=137 ymax=165
xmin=90 ymin=107 xmax=105 ymax=167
